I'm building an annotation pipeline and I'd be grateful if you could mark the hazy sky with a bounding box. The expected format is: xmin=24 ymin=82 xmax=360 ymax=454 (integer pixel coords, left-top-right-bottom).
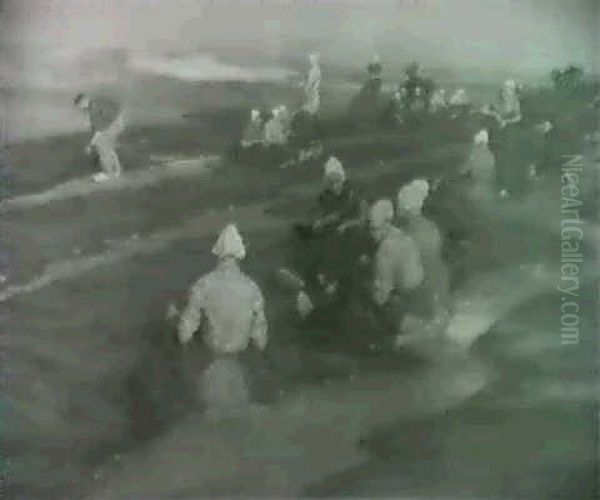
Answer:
xmin=5 ymin=0 xmax=598 ymax=75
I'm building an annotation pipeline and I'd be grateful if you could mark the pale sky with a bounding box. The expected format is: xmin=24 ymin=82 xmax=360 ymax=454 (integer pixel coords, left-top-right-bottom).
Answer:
xmin=4 ymin=0 xmax=598 ymax=75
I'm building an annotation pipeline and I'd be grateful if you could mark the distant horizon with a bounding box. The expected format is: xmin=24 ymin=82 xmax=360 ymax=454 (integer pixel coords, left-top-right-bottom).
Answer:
xmin=2 ymin=0 xmax=597 ymax=143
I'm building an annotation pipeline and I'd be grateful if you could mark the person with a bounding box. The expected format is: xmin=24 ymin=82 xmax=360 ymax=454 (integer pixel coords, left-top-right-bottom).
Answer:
xmin=460 ymin=129 xmax=496 ymax=199
xmin=381 ymin=87 xmax=407 ymax=128
xmin=177 ymin=224 xmax=268 ymax=416
xmin=291 ymin=156 xmax=368 ymax=317
xmin=488 ymin=79 xmax=524 ymax=198
xmin=264 ymin=107 xmax=287 ymax=146
xmin=302 ymin=53 xmax=321 ymax=116
xmin=411 ymin=86 xmax=426 ymax=112
xmin=350 ymin=55 xmax=384 ymax=123
xmin=395 ymin=180 xmax=450 ymax=345
xmin=449 ymin=88 xmax=469 ymax=106
xmin=367 ymin=54 xmax=383 ymax=86
xmin=368 ymin=199 xmax=424 ymax=341
xmin=312 ymin=156 xmax=367 ymax=236
xmin=429 ymin=89 xmax=448 ymax=113
xmin=74 ymin=92 xmax=125 ymax=181
xmin=241 ymin=109 xmax=264 ymax=148
xmin=265 ymin=108 xmax=285 ymax=146
xmin=277 ymin=105 xmax=292 ymax=139
xmin=365 ymin=54 xmax=383 ymax=101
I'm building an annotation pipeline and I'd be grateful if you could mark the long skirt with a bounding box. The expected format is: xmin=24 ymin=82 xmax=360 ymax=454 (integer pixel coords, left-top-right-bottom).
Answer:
xmin=494 ymin=124 xmax=531 ymax=196
xmin=181 ymin=347 xmax=253 ymax=415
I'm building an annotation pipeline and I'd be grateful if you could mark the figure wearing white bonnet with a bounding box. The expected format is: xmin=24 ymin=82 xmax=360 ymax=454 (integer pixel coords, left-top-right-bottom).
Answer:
xmin=264 ymin=107 xmax=286 ymax=145
xmin=474 ymin=129 xmax=489 ymax=145
xmin=324 ymin=156 xmax=346 ymax=182
xmin=212 ymin=223 xmax=246 ymax=261
xmin=242 ymin=109 xmax=264 ymax=147
xmin=462 ymin=129 xmax=496 ymax=196
xmin=397 ymin=179 xmax=430 ymax=217
xmin=369 ymin=198 xmax=424 ymax=306
xmin=178 ymin=223 xmax=267 ymax=416
xmin=303 ymin=53 xmax=321 ymax=114
xmin=504 ymin=79 xmax=517 ymax=93
xmin=369 ymin=198 xmax=395 ymax=228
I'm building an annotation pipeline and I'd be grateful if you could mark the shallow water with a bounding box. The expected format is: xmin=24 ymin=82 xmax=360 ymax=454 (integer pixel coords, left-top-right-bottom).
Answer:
xmin=4 ymin=86 xmax=598 ymax=499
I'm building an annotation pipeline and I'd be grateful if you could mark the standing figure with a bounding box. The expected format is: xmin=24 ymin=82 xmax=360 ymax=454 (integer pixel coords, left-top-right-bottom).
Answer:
xmin=395 ymin=180 xmax=450 ymax=345
xmin=264 ymin=107 xmax=287 ymax=146
xmin=366 ymin=54 xmax=383 ymax=98
xmin=381 ymin=87 xmax=407 ymax=128
xmin=411 ymin=87 xmax=426 ymax=112
xmin=368 ymin=199 xmax=424 ymax=341
xmin=74 ymin=93 xmax=125 ymax=182
xmin=178 ymin=224 xmax=268 ymax=416
xmin=241 ymin=109 xmax=265 ymax=148
xmin=350 ymin=55 xmax=385 ymax=122
xmin=490 ymin=79 xmax=524 ymax=198
xmin=367 ymin=55 xmax=383 ymax=84
xmin=429 ymin=89 xmax=448 ymax=113
xmin=277 ymin=105 xmax=292 ymax=140
xmin=302 ymin=53 xmax=322 ymax=116
xmin=461 ymin=129 xmax=496 ymax=199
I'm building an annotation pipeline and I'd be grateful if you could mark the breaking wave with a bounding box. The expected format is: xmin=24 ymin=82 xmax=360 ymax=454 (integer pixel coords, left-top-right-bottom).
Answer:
xmin=0 ymin=155 xmax=219 ymax=213
xmin=129 ymin=53 xmax=296 ymax=83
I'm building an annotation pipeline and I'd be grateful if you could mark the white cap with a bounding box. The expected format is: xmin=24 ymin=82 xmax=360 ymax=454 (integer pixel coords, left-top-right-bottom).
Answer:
xmin=504 ymin=79 xmax=517 ymax=91
xmin=212 ymin=224 xmax=246 ymax=260
xmin=369 ymin=199 xmax=395 ymax=228
xmin=309 ymin=53 xmax=320 ymax=64
xmin=474 ymin=129 xmax=489 ymax=145
xmin=397 ymin=179 xmax=430 ymax=215
xmin=324 ymin=156 xmax=345 ymax=182
xmin=251 ymin=109 xmax=260 ymax=121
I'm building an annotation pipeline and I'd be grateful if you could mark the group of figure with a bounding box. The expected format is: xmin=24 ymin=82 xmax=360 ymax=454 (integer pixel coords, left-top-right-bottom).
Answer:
xmin=70 ymin=54 xmax=565 ymax=417
xmin=172 ymin=151 xmax=452 ymax=416
xmin=242 ymin=106 xmax=293 ymax=148
xmin=289 ymin=157 xmax=450 ymax=342
xmin=241 ymin=53 xmax=322 ymax=152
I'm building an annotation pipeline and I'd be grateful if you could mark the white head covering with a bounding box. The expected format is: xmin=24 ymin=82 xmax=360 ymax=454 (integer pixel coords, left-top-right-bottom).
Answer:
xmin=369 ymin=199 xmax=395 ymax=228
xmin=251 ymin=109 xmax=260 ymax=121
xmin=324 ymin=156 xmax=345 ymax=182
xmin=278 ymin=105 xmax=288 ymax=114
xmin=309 ymin=53 xmax=320 ymax=65
xmin=397 ymin=179 xmax=430 ymax=215
xmin=271 ymin=107 xmax=280 ymax=118
xmin=504 ymin=79 xmax=517 ymax=91
xmin=474 ymin=129 xmax=489 ymax=145
xmin=212 ymin=224 xmax=246 ymax=260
